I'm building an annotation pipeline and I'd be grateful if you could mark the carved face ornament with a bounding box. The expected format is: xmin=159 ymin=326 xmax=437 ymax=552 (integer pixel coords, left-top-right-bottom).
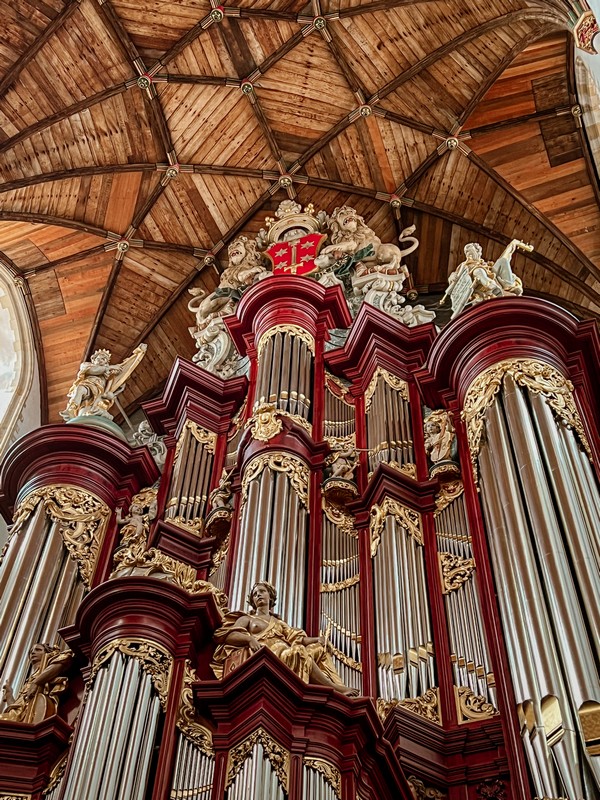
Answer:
xmin=228 ymin=240 xmax=246 ymax=265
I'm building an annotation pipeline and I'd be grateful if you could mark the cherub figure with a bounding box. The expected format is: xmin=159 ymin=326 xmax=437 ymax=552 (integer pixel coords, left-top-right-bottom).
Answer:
xmin=1 ymin=644 xmax=72 ymax=724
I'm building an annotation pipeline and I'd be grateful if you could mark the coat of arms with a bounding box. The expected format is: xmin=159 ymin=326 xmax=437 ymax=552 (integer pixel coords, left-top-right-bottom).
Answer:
xmin=266 ymin=232 xmax=327 ymax=276
xmin=259 ymin=200 xmax=328 ymax=277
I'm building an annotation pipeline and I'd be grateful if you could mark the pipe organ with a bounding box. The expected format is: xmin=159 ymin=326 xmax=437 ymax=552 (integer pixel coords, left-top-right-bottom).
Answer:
xmin=1 ymin=276 xmax=600 ymax=800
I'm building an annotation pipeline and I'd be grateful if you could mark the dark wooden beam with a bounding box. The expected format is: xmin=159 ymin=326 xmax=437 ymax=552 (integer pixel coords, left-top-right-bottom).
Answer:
xmin=0 ymin=211 xmax=110 ymax=238
xmin=22 ymin=244 xmax=108 ymax=277
xmin=0 ymin=164 xmax=155 ymax=194
xmin=0 ymin=0 xmax=82 ymax=97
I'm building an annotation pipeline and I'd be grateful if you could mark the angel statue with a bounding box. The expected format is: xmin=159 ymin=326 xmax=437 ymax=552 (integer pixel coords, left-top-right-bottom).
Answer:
xmin=60 ymin=344 xmax=147 ymax=421
xmin=1 ymin=643 xmax=72 ymax=724
xmin=211 ymin=581 xmax=359 ymax=697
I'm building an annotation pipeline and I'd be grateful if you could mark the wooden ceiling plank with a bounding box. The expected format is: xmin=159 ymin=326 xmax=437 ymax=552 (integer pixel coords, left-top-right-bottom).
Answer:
xmin=0 ymin=163 xmax=154 ymax=194
xmin=97 ymin=0 xmax=144 ymax=66
xmin=0 ymin=0 xmax=81 ymax=97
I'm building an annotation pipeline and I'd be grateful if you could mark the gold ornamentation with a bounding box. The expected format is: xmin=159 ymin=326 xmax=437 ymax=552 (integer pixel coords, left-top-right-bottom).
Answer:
xmin=321 ymin=574 xmax=360 ymax=592
xmin=476 ymin=780 xmax=507 ymax=800
xmin=14 ymin=485 xmax=109 ymax=588
xmin=304 ymin=758 xmax=341 ymax=800
xmin=257 ymin=325 xmax=315 ymax=357
xmin=43 ymin=755 xmax=67 ymax=795
xmin=242 ymin=452 xmax=309 ymax=508
xmin=574 ymin=10 xmax=599 ymax=54
xmin=377 ymin=688 xmax=440 ymax=724
xmin=226 ymin=728 xmax=289 ymax=791
xmin=388 ymin=461 xmax=417 ymax=478
xmin=112 ymin=486 xmax=157 ymax=574
xmin=439 ymin=552 xmax=475 ymax=594
xmin=1 ymin=645 xmax=72 ymax=724
xmin=168 ymin=515 xmax=205 ymax=536
xmin=365 ymin=367 xmax=408 ymax=412
xmin=434 ymin=480 xmax=464 ymax=514
xmin=408 ymin=776 xmax=447 ymax=799
xmin=370 ymin=498 xmax=422 ymax=556
xmin=90 ymin=638 xmax=172 ymax=710
xmin=176 ymin=661 xmax=213 ymax=755
xmin=462 ymin=359 xmax=592 ymax=478
xmin=455 ymin=686 xmax=498 ymax=723
xmin=329 ymin=644 xmax=362 ymax=672
xmin=209 ymin=534 xmax=229 ymax=575
xmin=322 ymin=498 xmax=357 ymax=537
xmin=249 ymin=402 xmax=283 ymax=441
xmin=0 ymin=795 xmax=31 ymax=799
xmin=174 ymin=420 xmax=216 ymax=459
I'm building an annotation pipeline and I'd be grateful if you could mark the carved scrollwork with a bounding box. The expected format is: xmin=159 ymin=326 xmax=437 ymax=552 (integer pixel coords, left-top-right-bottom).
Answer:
xmin=175 ymin=420 xmax=216 ymax=459
xmin=304 ymin=757 xmax=341 ymax=800
xmin=322 ymin=497 xmax=357 ymax=538
xmin=439 ymin=552 xmax=475 ymax=594
xmin=176 ymin=661 xmax=213 ymax=755
xmin=43 ymin=755 xmax=67 ymax=796
xmin=248 ymin=402 xmax=283 ymax=441
xmin=377 ymin=688 xmax=440 ymax=724
xmin=242 ymin=452 xmax=309 ymax=508
xmin=462 ymin=359 xmax=592 ymax=478
xmin=257 ymin=324 xmax=315 ymax=357
xmin=321 ymin=574 xmax=360 ymax=592
xmin=434 ymin=480 xmax=464 ymax=514
xmin=408 ymin=776 xmax=447 ymax=799
xmin=455 ymin=686 xmax=498 ymax=723
xmin=365 ymin=367 xmax=409 ymax=412
xmin=90 ymin=638 xmax=173 ymax=710
xmin=388 ymin=461 xmax=417 ymax=479
xmin=370 ymin=497 xmax=422 ymax=556
xmin=226 ymin=728 xmax=289 ymax=791
xmin=13 ymin=485 xmax=109 ymax=588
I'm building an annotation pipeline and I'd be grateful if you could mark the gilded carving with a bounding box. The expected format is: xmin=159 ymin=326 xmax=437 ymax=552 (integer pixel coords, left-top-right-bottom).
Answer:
xmin=434 ymin=480 xmax=464 ymax=514
xmin=455 ymin=686 xmax=498 ymax=723
xmin=304 ymin=757 xmax=341 ymax=800
xmin=113 ymin=486 xmax=157 ymax=574
xmin=43 ymin=755 xmax=67 ymax=796
xmin=370 ymin=498 xmax=422 ymax=556
xmin=377 ymin=688 xmax=440 ymax=724
xmin=249 ymin=402 xmax=283 ymax=441
xmin=226 ymin=728 xmax=289 ymax=791
xmin=1 ymin=645 xmax=72 ymax=724
xmin=0 ymin=795 xmax=31 ymax=800
xmin=365 ymin=367 xmax=409 ymax=412
xmin=389 ymin=461 xmax=417 ymax=479
xmin=322 ymin=498 xmax=357 ymax=537
xmin=242 ymin=452 xmax=309 ymax=508
xmin=90 ymin=638 xmax=173 ymax=710
xmin=463 ymin=359 xmax=592 ymax=478
xmin=476 ymin=779 xmax=507 ymax=800
xmin=438 ymin=552 xmax=475 ymax=594
xmin=13 ymin=485 xmax=109 ymax=588
xmin=176 ymin=661 xmax=213 ymax=755
xmin=185 ymin=420 xmax=217 ymax=453
xmin=321 ymin=574 xmax=360 ymax=592
xmin=257 ymin=325 xmax=315 ymax=357
xmin=408 ymin=776 xmax=447 ymax=799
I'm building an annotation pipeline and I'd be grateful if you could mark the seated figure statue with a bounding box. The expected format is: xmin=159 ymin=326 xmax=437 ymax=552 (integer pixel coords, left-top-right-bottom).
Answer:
xmin=211 ymin=581 xmax=359 ymax=697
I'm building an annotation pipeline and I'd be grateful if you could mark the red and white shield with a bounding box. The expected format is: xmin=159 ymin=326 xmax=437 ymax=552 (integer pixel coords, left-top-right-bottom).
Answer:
xmin=266 ymin=233 xmax=327 ymax=276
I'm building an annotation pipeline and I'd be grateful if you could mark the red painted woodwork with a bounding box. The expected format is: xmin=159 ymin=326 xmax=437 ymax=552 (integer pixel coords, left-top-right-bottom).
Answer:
xmin=0 ymin=423 xmax=159 ymax=518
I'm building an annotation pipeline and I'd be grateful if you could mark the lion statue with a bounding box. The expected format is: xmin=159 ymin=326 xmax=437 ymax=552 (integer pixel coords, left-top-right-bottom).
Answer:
xmin=315 ymin=206 xmax=418 ymax=277
xmin=188 ymin=236 xmax=269 ymax=333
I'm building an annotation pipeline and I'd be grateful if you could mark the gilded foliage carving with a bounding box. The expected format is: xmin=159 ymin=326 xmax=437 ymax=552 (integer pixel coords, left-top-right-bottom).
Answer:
xmin=370 ymin=498 xmax=422 ymax=556
xmin=226 ymin=728 xmax=289 ymax=791
xmin=462 ymin=359 xmax=592 ymax=478
xmin=12 ymin=485 xmax=109 ymax=588
xmin=455 ymin=686 xmax=498 ymax=723
xmin=248 ymin=402 xmax=312 ymax=441
xmin=321 ymin=574 xmax=360 ymax=592
xmin=377 ymin=688 xmax=440 ymax=724
xmin=304 ymin=757 xmax=341 ymax=800
xmin=322 ymin=497 xmax=357 ymax=538
xmin=242 ymin=452 xmax=309 ymax=508
xmin=174 ymin=420 xmax=216 ymax=459
xmin=365 ymin=367 xmax=409 ymax=412
xmin=434 ymin=480 xmax=464 ymax=514
xmin=176 ymin=661 xmax=213 ymax=755
xmin=90 ymin=638 xmax=172 ymax=710
xmin=439 ymin=552 xmax=475 ymax=594
xmin=257 ymin=325 xmax=315 ymax=356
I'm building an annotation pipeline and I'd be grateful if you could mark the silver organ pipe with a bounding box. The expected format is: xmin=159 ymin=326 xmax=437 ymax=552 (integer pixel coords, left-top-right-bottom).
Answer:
xmin=225 ymin=740 xmax=286 ymax=800
xmin=474 ymin=368 xmax=600 ymax=799
xmin=61 ymin=651 xmax=162 ymax=800
xmin=230 ymin=455 xmax=309 ymax=628
xmin=171 ymin=734 xmax=214 ymax=800
xmin=372 ymin=508 xmax=434 ymax=703
xmin=434 ymin=488 xmax=496 ymax=708
xmin=302 ymin=760 xmax=339 ymax=800
xmin=255 ymin=328 xmax=315 ymax=423
xmin=165 ymin=422 xmax=216 ymax=529
xmin=365 ymin=369 xmax=412 ymax=476
xmin=323 ymin=373 xmax=355 ymax=441
xmin=320 ymin=503 xmax=362 ymax=692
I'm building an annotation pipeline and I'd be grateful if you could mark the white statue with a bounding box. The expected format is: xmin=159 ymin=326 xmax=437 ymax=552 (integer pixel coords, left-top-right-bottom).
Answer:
xmin=133 ymin=420 xmax=167 ymax=469
xmin=442 ymin=239 xmax=531 ymax=318
xmin=315 ymin=206 xmax=417 ymax=279
xmin=60 ymin=344 xmax=147 ymax=421
xmin=424 ymin=410 xmax=455 ymax=464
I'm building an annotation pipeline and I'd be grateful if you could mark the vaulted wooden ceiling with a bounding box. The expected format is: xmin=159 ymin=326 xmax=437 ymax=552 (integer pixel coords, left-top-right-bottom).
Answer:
xmin=1 ymin=0 xmax=599 ymax=421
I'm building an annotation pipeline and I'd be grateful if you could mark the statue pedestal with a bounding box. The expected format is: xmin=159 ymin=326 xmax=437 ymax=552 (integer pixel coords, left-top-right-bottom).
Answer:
xmin=64 ymin=415 xmax=128 ymax=441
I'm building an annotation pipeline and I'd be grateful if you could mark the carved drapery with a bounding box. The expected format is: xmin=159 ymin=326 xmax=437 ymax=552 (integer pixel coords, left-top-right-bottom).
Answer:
xmin=304 ymin=757 xmax=341 ymax=800
xmin=90 ymin=637 xmax=173 ymax=711
xmin=225 ymin=729 xmax=289 ymax=792
xmin=462 ymin=358 xmax=591 ymax=479
xmin=13 ymin=485 xmax=109 ymax=588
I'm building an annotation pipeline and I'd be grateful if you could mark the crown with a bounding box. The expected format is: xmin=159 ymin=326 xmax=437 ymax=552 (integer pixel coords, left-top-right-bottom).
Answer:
xmin=264 ymin=200 xmax=322 ymax=244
